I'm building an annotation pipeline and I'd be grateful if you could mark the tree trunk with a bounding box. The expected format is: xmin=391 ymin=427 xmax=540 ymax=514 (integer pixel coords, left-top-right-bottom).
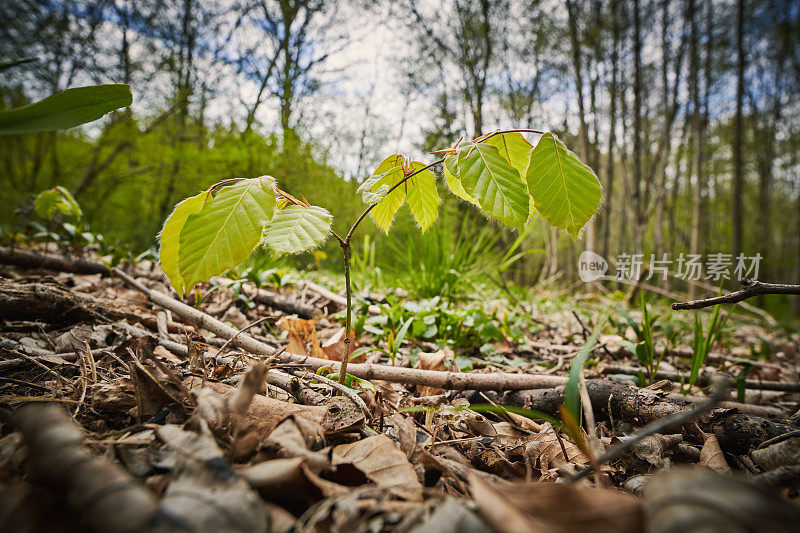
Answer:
xmin=731 ymin=0 xmax=745 ymax=265
xmin=602 ymin=0 xmax=620 ymax=261
xmin=565 ymin=0 xmax=595 ymax=253
xmin=688 ymin=0 xmax=704 ymax=296
xmin=631 ymin=0 xmax=644 ymax=255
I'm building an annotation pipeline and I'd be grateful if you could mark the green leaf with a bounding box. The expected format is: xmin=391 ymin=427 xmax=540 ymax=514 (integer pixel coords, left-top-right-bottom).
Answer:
xmin=262 ymin=204 xmax=332 ymax=254
xmin=34 ymin=186 xmax=82 ymax=221
xmin=443 ymin=154 xmax=479 ymax=206
xmin=159 ymin=190 xmax=211 ymax=297
xmin=405 ymin=162 xmax=440 ymax=231
xmin=0 ymin=84 xmax=132 ymax=134
xmin=177 ymin=176 xmax=276 ymax=294
xmin=456 ymin=142 xmax=529 ymax=228
xmin=564 ymin=315 xmax=608 ymax=424
xmin=483 ymin=132 xmax=533 ymax=176
xmin=360 ymin=154 xmax=407 ymax=233
xmin=526 ymin=132 xmax=602 ymax=239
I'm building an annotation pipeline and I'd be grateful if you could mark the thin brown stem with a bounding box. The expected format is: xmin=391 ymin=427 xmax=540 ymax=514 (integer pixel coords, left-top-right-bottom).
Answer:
xmin=672 ymin=280 xmax=800 ymax=310
xmin=339 ymin=241 xmax=352 ymax=384
xmin=345 ymin=158 xmax=444 ymax=244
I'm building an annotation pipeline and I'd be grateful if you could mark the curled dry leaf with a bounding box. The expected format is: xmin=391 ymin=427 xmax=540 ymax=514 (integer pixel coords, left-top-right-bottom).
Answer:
xmin=264 ymin=415 xmax=329 ymax=473
xmin=469 ymin=473 xmax=643 ymax=533
xmin=239 ymin=457 xmax=346 ymax=511
xmin=157 ymin=425 xmax=269 ymax=532
xmin=391 ymin=413 xmax=419 ymax=460
xmin=184 ymin=376 xmax=365 ymax=436
xmin=332 ymin=434 xmax=424 ymax=501
xmin=618 ymin=433 xmax=682 ymax=469
xmin=699 ymin=432 xmax=731 ymax=473
xmin=515 ymin=422 xmax=588 ymax=472
xmin=320 ymin=326 xmax=364 ymax=362
xmin=277 ymin=316 xmax=325 ymax=358
xmin=415 ymin=348 xmax=456 ymax=396
xmin=406 ymin=497 xmax=490 ymax=533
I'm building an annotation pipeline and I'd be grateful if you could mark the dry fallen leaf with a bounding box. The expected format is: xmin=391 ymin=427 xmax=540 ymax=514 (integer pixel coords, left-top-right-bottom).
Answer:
xmin=332 ymin=434 xmax=423 ymax=501
xmin=320 ymin=326 xmax=364 ymax=362
xmin=277 ymin=316 xmax=326 ymax=358
xmin=517 ymin=422 xmax=588 ymax=472
xmin=415 ymin=348 xmax=455 ymax=396
xmin=699 ymin=432 xmax=731 ymax=473
xmin=469 ymin=474 xmax=643 ymax=533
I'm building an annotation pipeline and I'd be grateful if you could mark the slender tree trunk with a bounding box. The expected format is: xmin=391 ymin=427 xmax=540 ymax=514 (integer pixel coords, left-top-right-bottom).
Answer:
xmin=566 ymin=0 xmax=595 ymax=253
xmin=688 ymin=0 xmax=703 ymax=296
xmin=631 ymin=0 xmax=644 ymax=255
xmin=602 ymin=0 xmax=620 ymax=261
xmin=157 ymin=0 xmax=194 ymax=223
xmin=732 ymin=0 xmax=745 ymax=261
xmin=653 ymin=0 xmax=670 ymax=260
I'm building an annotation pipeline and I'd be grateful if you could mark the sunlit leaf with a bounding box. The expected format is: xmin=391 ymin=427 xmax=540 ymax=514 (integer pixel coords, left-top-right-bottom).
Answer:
xmin=483 ymin=131 xmax=533 ymax=177
xmin=405 ymin=162 xmax=440 ymax=231
xmin=456 ymin=142 xmax=529 ymax=228
xmin=262 ymin=204 xmax=332 ymax=254
xmin=177 ymin=176 xmax=276 ymax=294
xmin=159 ymin=190 xmax=211 ymax=296
xmin=360 ymin=154 xmax=406 ymax=233
xmin=443 ymin=154 xmax=479 ymax=206
xmin=526 ymin=132 xmax=602 ymax=239
xmin=0 ymin=84 xmax=132 ymax=134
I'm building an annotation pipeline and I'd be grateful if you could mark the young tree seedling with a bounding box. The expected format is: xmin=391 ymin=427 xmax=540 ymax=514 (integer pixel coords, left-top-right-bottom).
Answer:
xmin=158 ymin=129 xmax=603 ymax=383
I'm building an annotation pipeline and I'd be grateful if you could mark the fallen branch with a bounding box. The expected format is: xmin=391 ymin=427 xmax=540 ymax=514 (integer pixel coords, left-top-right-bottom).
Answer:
xmin=0 ymin=246 xmax=323 ymax=319
xmin=0 ymin=279 xmax=127 ymax=323
xmin=0 ymin=246 xmax=110 ymax=276
xmin=667 ymin=393 xmax=785 ymax=418
xmin=569 ymin=376 xmax=730 ymax=481
xmin=0 ymin=337 xmax=108 ymax=370
xmin=247 ymin=285 xmax=320 ymax=319
xmin=114 ymin=269 xmax=567 ymax=391
xmin=601 ymin=363 xmax=800 ymax=392
xmin=672 ymin=279 xmax=800 ymax=310
xmin=490 ymin=379 xmax=798 ymax=454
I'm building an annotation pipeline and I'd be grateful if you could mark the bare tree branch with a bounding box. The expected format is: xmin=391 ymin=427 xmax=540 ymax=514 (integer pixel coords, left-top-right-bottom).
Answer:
xmin=672 ymin=279 xmax=800 ymax=310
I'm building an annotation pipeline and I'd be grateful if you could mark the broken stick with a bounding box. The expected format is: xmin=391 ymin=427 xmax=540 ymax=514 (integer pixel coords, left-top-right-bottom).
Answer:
xmin=113 ymin=268 xmax=567 ymax=391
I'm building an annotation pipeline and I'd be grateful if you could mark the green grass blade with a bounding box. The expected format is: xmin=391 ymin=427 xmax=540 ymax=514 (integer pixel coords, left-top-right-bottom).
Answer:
xmin=564 ymin=315 xmax=608 ymax=423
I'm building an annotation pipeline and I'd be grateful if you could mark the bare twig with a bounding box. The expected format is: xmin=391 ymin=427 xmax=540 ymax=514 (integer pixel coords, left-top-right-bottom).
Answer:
xmin=301 ymin=370 xmax=372 ymax=420
xmin=672 ymin=279 xmax=800 ymax=310
xmin=217 ymin=316 xmax=269 ymax=357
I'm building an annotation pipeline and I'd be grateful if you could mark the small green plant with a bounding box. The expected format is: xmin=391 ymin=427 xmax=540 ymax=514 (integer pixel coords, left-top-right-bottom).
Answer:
xmin=684 ymin=304 xmax=724 ymax=391
xmin=562 ymin=315 xmax=607 ymax=441
xmin=619 ymin=295 xmax=664 ymax=384
xmin=158 ymin=129 xmax=602 ymax=383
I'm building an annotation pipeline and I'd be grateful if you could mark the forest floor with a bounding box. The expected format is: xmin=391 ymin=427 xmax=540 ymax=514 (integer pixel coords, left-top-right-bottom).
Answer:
xmin=1 ymin=245 xmax=799 ymax=532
